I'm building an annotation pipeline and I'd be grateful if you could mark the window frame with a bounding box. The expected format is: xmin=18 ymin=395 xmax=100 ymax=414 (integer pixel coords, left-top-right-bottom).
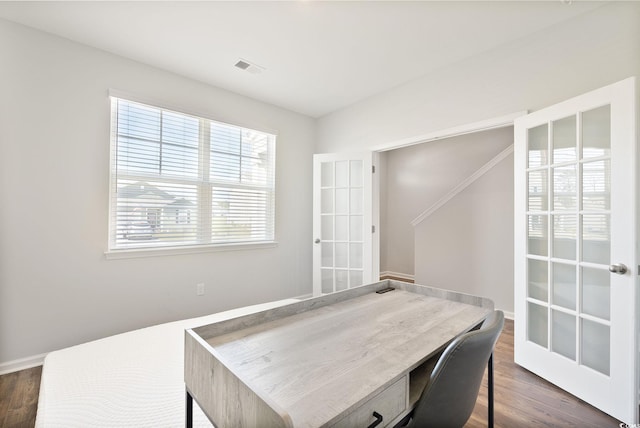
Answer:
xmin=106 ymin=91 xmax=278 ymax=258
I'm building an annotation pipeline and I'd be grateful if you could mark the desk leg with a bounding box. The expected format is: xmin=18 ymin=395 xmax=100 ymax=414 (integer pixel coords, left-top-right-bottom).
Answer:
xmin=488 ymin=353 xmax=494 ymax=428
xmin=186 ymin=390 xmax=193 ymax=428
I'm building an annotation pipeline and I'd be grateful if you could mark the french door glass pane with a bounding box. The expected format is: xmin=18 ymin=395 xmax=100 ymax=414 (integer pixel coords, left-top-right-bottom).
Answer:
xmin=528 ymin=302 xmax=548 ymax=348
xmin=335 ymin=270 xmax=348 ymax=291
xmin=582 ymin=267 xmax=610 ymax=320
xmin=582 ymin=214 xmax=610 ymax=265
xmin=553 ymin=164 xmax=577 ymax=211
xmin=528 ymin=170 xmax=548 ymax=211
xmin=552 ymin=310 xmax=576 ymax=360
xmin=350 ymin=160 xmax=363 ymax=187
xmin=321 ymin=189 xmax=333 ymax=214
xmin=335 ymin=161 xmax=349 ymax=187
xmin=321 ymin=243 xmax=333 ymax=268
xmin=321 ymin=269 xmax=333 ymax=294
xmin=350 ymin=188 xmax=363 ymax=214
xmin=335 ymin=189 xmax=348 ymax=214
xmin=335 ymin=216 xmax=348 ymax=241
xmin=552 ymin=263 xmax=576 ymax=310
xmin=350 ymin=216 xmax=363 ymax=241
xmin=553 ymin=215 xmax=576 ymax=260
xmin=582 ymin=160 xmax=611 ymax=211
xmin=350 ymin=270 xmax=363 ymax=287
xmin=321 ymin=216 xmax=333 ymax=240
xmin=581 ymin=319 xmax=610 ymax=376
xmin=527 ymin=258 xmax=548 ymax=302
xmin=528 ymin=124 xmax=548 ymax=168
xmin=321 ymin=162 xmax=333 ymax=187
xmin=552 ymin=116 xmax=577 ymax=163
xmin=335 ymin=243 xmax=348 ymax=268
xmin=350 ymin=244 xmax=363 ymax=269
xmin=582 ymin=105 xmax=611 ymax=158
xmin=528 ymin=215 xmax=548 ymax=256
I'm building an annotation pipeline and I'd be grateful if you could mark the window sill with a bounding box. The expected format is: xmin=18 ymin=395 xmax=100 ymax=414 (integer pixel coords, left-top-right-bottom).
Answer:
xmin=104 ymin=241 xmax=278 ymax=260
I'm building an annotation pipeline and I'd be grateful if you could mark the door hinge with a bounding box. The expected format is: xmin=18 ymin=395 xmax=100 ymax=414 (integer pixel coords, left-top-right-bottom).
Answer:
xmin=372 ymin=165 xmax=376 ymax=174
xmin=372 ymin=225 xmax=376 ymax=233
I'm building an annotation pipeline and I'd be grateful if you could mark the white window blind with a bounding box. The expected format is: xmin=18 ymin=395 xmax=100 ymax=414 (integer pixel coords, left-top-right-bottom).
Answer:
xmin=109 ymin=97 xmax=276 ymax=251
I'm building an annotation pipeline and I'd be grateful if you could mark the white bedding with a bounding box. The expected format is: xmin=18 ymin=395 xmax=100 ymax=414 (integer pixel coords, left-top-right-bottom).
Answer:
xmin=35 ymin=299 xmax=299 ymax=428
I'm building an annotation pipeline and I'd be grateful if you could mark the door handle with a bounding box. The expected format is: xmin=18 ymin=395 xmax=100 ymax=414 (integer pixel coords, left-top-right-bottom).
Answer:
xmin=609 ymin=263 xmax=628 ymax=275
xmin=314 ymin=238 xmax=321 ymax=244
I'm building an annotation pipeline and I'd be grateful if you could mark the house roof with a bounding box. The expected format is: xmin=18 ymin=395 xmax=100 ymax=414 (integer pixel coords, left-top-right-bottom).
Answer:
xmin=118 ymin=182 xmax=174 ymax=201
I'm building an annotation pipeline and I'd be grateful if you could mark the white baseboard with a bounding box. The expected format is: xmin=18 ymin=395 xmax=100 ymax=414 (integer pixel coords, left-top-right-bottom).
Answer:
xmin=0 ymin=352 xmax=47 ymax=375
xmin=380 ymin=271 xmax=415 ymax=282
xmin=293 ymin=293 xmax=313 ymax=300
xmin=502 ymin=310 xmax=515 ymax=320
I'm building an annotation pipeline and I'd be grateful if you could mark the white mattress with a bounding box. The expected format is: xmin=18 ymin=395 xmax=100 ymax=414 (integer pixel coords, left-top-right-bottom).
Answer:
xmin=35 ymin=299 xmax=298 ymax=428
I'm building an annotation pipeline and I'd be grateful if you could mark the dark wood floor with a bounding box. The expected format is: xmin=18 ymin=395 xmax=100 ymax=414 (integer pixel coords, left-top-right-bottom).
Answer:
xmin=0 ymin=366 xmax=41 ymax=428
xmin=0 ymin=320 xmax=623 ymax=428
xmin=468 ymin=320 xmax=621 ymax=428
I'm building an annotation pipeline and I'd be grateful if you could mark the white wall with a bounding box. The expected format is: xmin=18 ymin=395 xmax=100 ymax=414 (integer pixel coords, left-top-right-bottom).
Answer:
xmin=414 ymin=154 xmax=514 ymax=313
xmin=0 ymin=20 xmax=315 ymax=365
xmin=382 ymin=127 xmax=513 ymax=277
xmin=316 ymin=2 xmax=640 ymax=153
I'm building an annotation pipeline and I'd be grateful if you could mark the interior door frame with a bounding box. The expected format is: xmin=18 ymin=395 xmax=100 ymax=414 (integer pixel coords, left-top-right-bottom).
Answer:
xmin=370 ymin=112 xmax=526 ymax=281
xmin=312 ymin=111 xmax=526 ymax=295
xmin=370 ymin=112 xmax=527 ymax=153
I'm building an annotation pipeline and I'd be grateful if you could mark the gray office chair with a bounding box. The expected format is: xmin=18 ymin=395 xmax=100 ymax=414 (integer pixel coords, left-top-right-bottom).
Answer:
xmin=396 ymin=310 xmax=504 ymax=428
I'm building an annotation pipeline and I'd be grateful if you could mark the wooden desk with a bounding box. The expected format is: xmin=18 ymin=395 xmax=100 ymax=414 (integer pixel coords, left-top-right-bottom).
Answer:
xmin=185 ymin=280 xmax=493 ymax=428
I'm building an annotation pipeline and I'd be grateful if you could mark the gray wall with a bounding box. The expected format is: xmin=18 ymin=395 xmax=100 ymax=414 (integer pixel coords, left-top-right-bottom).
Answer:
xmin=381 ymin=127 xmax=513 ymax=277
xmin=414 ymin=154 xmax=514 ymax=313
xmin=0 ymin=19 xmax=315 ymax=365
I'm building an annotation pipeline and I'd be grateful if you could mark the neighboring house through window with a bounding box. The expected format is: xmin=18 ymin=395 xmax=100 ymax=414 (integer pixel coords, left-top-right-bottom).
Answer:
xmin=108 ymin=96 xmax=276 ymax=252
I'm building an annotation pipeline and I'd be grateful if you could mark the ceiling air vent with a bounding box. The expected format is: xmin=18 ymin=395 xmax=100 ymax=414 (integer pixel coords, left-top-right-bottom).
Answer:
xmin=234 ymin=58 xmax=265 ymax=75
xmin=235 ymin=60 xmax=250 ymax=70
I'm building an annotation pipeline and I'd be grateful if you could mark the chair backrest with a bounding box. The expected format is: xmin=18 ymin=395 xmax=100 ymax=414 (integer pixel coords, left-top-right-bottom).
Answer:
xmin=407 ymin=310 xmax=504 ymax=428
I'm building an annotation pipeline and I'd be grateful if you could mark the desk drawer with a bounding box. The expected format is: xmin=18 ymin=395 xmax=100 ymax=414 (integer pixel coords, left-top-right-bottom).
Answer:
xmin=331 ymin=376 xmax=407 ymax=428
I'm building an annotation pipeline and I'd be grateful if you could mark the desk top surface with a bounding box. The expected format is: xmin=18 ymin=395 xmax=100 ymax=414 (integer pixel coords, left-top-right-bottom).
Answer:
xmin=200 ymin=286 xmax=490 ymax=427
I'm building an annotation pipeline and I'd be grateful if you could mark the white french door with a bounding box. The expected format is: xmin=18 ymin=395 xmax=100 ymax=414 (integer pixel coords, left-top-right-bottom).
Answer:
xmin=514 ymin=77 xmax=638 ymax=424
xmin=312 ymin=152 xmax=377 ymax=296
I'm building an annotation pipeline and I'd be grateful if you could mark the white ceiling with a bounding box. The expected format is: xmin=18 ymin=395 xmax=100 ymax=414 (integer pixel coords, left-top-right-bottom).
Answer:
xmin=0 ymin=1 xmax=605 ymax=118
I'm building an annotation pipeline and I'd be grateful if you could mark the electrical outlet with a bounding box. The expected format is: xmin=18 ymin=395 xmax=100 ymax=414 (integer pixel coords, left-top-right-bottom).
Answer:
xmin=196 ymin=283 xmax=205 ymax=296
